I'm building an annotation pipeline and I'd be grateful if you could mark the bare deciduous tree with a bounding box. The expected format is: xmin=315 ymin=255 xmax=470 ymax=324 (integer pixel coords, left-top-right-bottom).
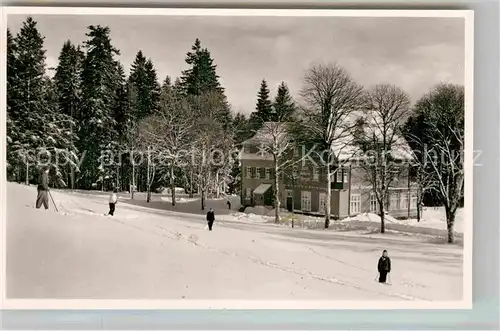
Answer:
xmin=139 ymin=90 xmax=194 ymax=205
xmin=413 ymin=83 xmax=464 ymax=243
xmin=254 ymin=121 xmax=296 ymax=224
xmin=355 ymin=84 xmax=412 ymax=233
xmin=299 ymin=63 xmax=363 ymax=228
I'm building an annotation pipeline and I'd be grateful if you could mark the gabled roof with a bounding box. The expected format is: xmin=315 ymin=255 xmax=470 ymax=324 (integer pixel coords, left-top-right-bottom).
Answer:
xmin=240 ymin=119 xmax=415 ymax=162
xmin=241 ymin=122 xmax=290 ymax=146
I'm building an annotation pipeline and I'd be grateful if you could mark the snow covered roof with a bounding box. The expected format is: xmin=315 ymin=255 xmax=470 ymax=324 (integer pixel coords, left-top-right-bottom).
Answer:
xmin=241 ymin=119 xmax=414 ymax=162
xmin=241 ymin=122 xmax=290 ymax=146
xmin=355 ymin=112 xmax=415 ymax=161
xmin=253 ymin=183 xmax=272 ymax=195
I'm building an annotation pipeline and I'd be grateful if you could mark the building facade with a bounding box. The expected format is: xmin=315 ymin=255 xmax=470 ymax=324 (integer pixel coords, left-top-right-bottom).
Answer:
xmin=240 ymin=123 xmax=418 ymax=219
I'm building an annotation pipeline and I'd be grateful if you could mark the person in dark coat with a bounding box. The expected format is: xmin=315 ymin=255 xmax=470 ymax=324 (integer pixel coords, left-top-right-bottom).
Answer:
xmin=377 ymin=249 xmax=391 ymax=283
xmin=206 ymin=208 xmax=215 ymax=231
xmin=36 ymin=166 xmax=50 ymax=210
xmin=226 ymin=200 xmax=231 ymax=210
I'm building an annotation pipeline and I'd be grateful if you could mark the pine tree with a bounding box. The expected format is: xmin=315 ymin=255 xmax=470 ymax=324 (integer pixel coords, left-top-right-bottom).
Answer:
xmin=7 ymin=17 xmax=78 ymax=187
xmin=161 ymin=75 xmax=172 ymax=91
xmin=256 ymin=79 xmax=273 ymax=118
xmin=53 ymin=41 xmax=85 ymax=188
xmin=144 ymin=58 xmax=161 ymax=114
xmin=128 ymin=51 xmax=160 ymax=120
xmin=180 ymin=38 xmax=224 ymax=96
xmin=272 ymin=81 xmax=295 ymax=121
xmin=6 ymin=28 xmax=20 ymax=180
xmin=54 ymin=41 xmax=84 ymax=118
xmin=8 ymin=17 xmax=51 ymax=184
xmin=79 ymin=25 xmax=121 ymax=189
xmin=248 ymin=79 xmax=273 ymax=132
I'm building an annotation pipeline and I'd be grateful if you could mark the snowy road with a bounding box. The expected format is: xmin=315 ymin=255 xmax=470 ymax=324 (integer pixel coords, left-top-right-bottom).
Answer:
xmin=6 ymin=183 xmax=463 ymax=302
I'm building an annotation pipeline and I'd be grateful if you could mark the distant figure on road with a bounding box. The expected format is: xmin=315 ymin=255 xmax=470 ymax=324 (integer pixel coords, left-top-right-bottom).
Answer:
xmin=108 ymin=188 xmax=118 ymax=216
xmin=206 ymin=208 xmax=215 ymax=231
xmin=377 ymin=249 xmax=391 ymax=284
xmin=36 ymin=166 xmax=50 ymax=210
xmin=226 ymin=200 xmax=231 ymax=210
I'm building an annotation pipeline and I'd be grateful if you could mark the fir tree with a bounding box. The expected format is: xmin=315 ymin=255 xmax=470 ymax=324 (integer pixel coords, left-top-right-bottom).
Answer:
xmin=113 ymin=63 xmax=132 ymax=142
xmin=79 ymin=25 xmax=121 ymax=189
xmin=180 ymin=38 xmax=223 ymax=96
xmin=8 ymin=17 xmax=51 ymax=183
xmin=6 ymin=28 xmax=19 ymax=180
xmin=256 ymin=79 xmax=273 ymax=118
xmin=7 ymin=17 xmax=78 ymax=186
xmin=248 ymin=79 xmax=273 ymax=132
xmin=272 ymin=81 xmax=295 ymax=121
xmin=128 ymin=51 xmax=160 ymax=120
xmin=54 ymin=40 xmax=84 ymax=119
xmin=161 ymin=75 xmax=172 ymax=91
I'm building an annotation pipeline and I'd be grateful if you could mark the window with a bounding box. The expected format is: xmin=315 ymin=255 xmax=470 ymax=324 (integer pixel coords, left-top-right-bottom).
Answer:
xmin=287 ymin=190 xmax=293 ymax=197
xmin=370 ymin=193 xmax=378 ymax=213
xmin=410 ymin=192 xmax=418 ymax=208
xmin=319 ymin=193 xmax=327 ymax=214
xmin=256 ymin=168 xmax=261 ymax=179
xmin=350 ymin=194 xmax=361 ymax=214
xmin=246 ymin=167 xmax=252 ymax=179
xmin=389 ymin=192 xmax=399 ymax=211
xmin=336 ymin=169 xmax=342 ymax=183
xmin=313 ymin=167 xmax=320 ymax=181
xmin=400 ymin=192 xmax=408 ymax=210
xmin=343 ymin=170 xmax=349 ymax=183
xmin=245 ymin=188 xmax=252 ymax=198
xmin=301 ymin=191 xmax=311 ymax=212
xmin=265 ymin=168 xmax=271 ymax=179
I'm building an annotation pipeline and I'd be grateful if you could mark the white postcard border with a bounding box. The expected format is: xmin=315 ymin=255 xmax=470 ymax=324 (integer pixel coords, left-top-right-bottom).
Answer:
xmin=0 ymin=6 xmax=474 ymax=310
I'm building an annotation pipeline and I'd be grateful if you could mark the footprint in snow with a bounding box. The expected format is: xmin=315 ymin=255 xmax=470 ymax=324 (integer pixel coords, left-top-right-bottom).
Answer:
xmin=188 ymin=234 xmax=199 ymax=243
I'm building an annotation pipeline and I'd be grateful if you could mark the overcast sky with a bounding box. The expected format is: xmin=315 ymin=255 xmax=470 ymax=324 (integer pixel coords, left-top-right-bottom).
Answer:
xmin=8 ymin=14 xmax=464 ymax=114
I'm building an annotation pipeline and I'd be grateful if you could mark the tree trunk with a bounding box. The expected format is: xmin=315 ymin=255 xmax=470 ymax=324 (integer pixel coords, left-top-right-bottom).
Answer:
xmin=416 ymin=201 xmax=421 ymax=222
xmin=170 ymin=164 xmax=176 ymax=206
xmin=380 ymin=202 xmax=385 ymax=233
xmin=189 ymin=170 xmax=194 ymax=198
xmin=116 ymin=166 xmax=119 ymax=188
xmin=407 ymin=165 xmax=411 ymax=219
xmin=146 ymin=149 xmax=151 ymax=203
xmin=131 ymin=164 xmax=135 ymax=200
xmin=70 ymin=167 xmax=75 ymax=190
xmin=325 ymin=164 xmax=332 ymax=229
xmin=274 ymin=162 xmax=280 ymax=224
xmin=445 ymin=206 xmax=455 ymax=243
xmin=201 ymin=189 xmax=206 ymax=210
xmin=25 ymin=162 xmax=29 ymax=185
xmin=216 ymin=171 xmax=220 ymax=199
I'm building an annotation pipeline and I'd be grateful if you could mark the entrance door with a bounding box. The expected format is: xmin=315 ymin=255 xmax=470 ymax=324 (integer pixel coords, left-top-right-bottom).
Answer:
xmin=301 ymin=191 xmax=311 ymax=212
xmin=286 ymin=197 xmax=293 ymax=211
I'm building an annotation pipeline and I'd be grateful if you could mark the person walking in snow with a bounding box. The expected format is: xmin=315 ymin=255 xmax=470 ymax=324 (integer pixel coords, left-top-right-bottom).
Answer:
xmin=108 ymin=188 xmax=118 ymax=216
xmin=36 ymin=166 xmax=50 ymax=210
xmin=226 ymin=200 xmax=231 ymax=210
xmin=206 ymin=208 xmax=215 ymax=231
xmin=377 ymin=249 xmax=391 ymax=284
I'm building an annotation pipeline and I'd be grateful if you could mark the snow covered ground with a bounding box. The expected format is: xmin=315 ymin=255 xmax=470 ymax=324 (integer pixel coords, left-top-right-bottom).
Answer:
xmin=6 ymin=182 xmax=464 ymax=303
xmin=239 ymin=206 xmax=464 ymax=242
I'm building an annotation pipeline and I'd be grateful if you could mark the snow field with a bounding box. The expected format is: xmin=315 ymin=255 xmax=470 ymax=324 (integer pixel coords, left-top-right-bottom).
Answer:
xmin=7 ymin=182 xmax=464 ymax=302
